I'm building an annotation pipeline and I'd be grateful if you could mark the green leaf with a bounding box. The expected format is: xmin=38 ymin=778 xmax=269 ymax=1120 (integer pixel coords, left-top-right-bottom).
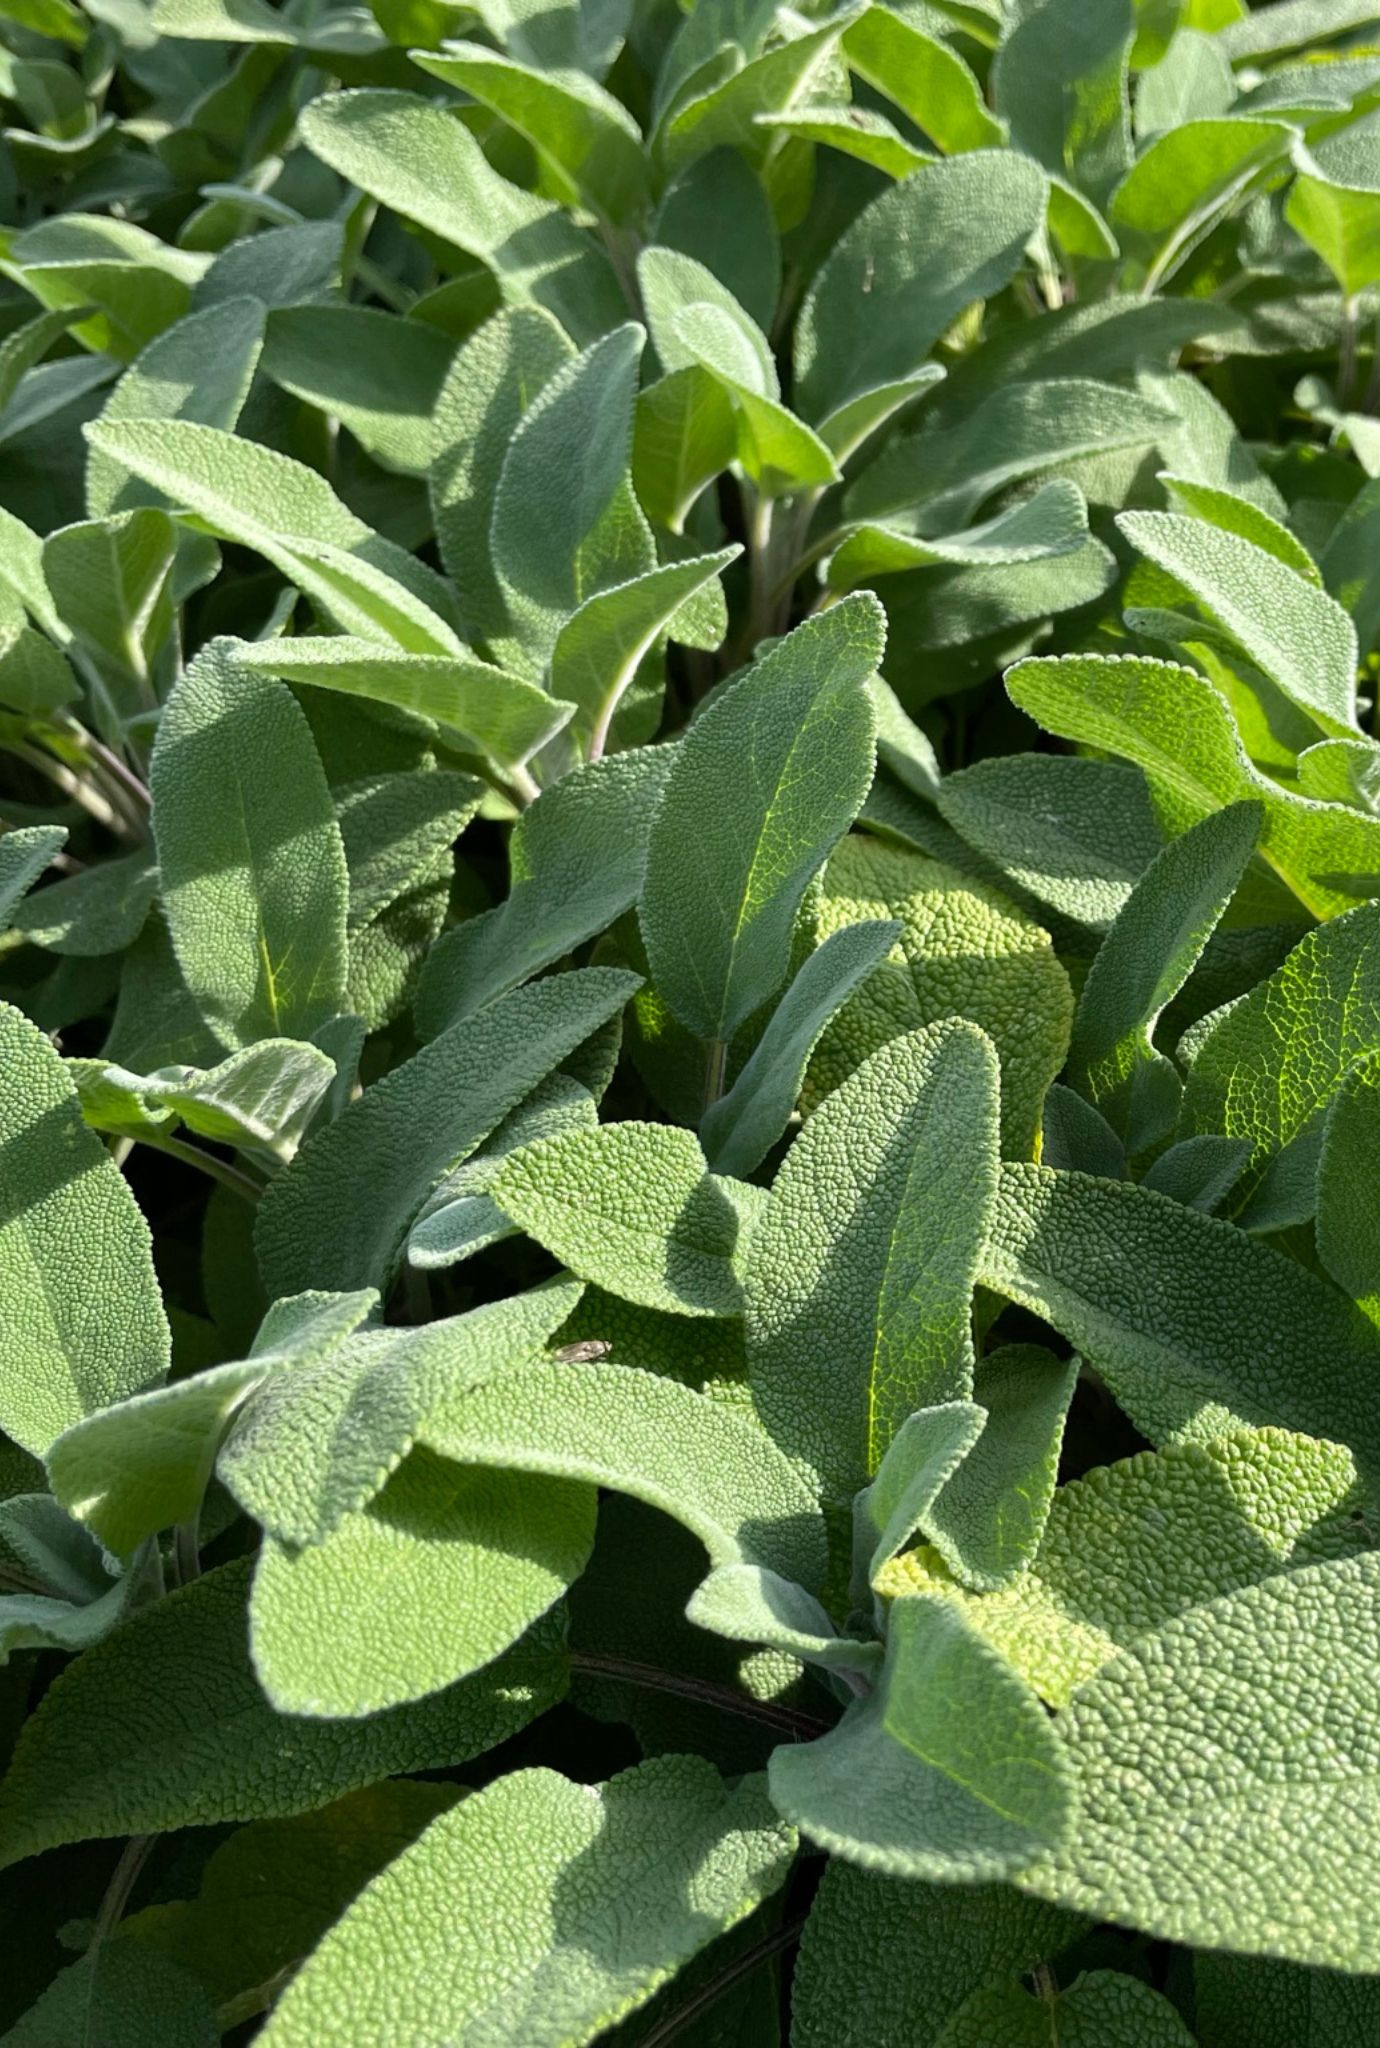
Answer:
xmin=490 ymin=323 xmax=654 ymax=673
xmin=847 ymin=377 xmax=1176 ymax=531
xmin=826 ymin=480 xmax=1091 ymax=591
xmin=429 ymin=305 xmax=575 ymax=645
xmin=746 ymin=1020 xmax=999 ymax=1505
xmin=699 ymin=919 xmax=899 ymax=1178
xmin=492 ymin=1121 xmax=751 ymax=1316
xmin=1110 ymin=116 xmax=1292 ymax=290
xmin=806 ymin=834 xmax=1072 ymax=1159
xmin=1140 ymin=1131 xmax=1251 ymax=1212
xmin=1066 ymin=802 xmax=1261 ymax=1150
xmin=77 ymin=1039 xmax=338 ymax=1163
xmin=0 ymin=825 xmax=64 ymax=929
xmin=261 ymin=305 xmax=455 ymax=476
xmin=255 ymin=967 xmax=639 ymax=1296
xmin=935 ymin=756 xmax=1164 ymax=930
xmin=792 ymin=1860 xmax=1082 ymax=2048
xmin=120 ymin=1783 xmax=463 ymax=2013
xmin=979 ymin=1162 xmax=1380 ymax=1487
xmin=87 ymin=295 xmax=265 ymax=519
xmin=0 ymin=1002 xmax=169 ymax=1457
xmin=1119 ymin=509 xmax=1360 ymax=736
xmin=1019 ymin=1551 xmax=1380 ymax=1971
xmin=236 ymin=635 xmax=573 ymax=782
xmin=795 ymin=152 xmax=1048 ymax=433
xmin=684 ymin=1563 xmax=883 ymax=1679
xmin=150 ymin=639 xmax=349 ymax=1050
xmin=299 ymin=89 xmax=625 ymax=345
xmin=407 ymin=1077 xmax=598 ymax=1272
xmin=843 ymin=7 xmax=1003 ymax=154
xmin=415 ymin=44 xmax=648 ymax=225
xmin=85 ymin=419 xmax=460 ymax=655
xmin=1287 ymin=114 xmax=1380 ymax=298
xmin=889 ymin=1426 xmax=1367 ymax=1708
xmin=769 ymin=1594 xmax=1071 ymax=1882
xmin=923 ymin=1346 xmax=1078 ymax=1593
xmin=1160 ymin=472 xmax=1321 ymax=580
xmin=1179 ymin=903 xmax=1380 ymax=1223
xmin=550 ymin=546 xmax=738 ymax=759
xmin=251 ymin=1449 xmax=597 ymax=1714
xmin=633 ymin=366 xmax=739 ymax=534
xmin=856 ymin=1402 xmax=987 ymax=1593
xmin=2 ymin=1941 xmax=220 ymax=2048
xmin=420 ymin=1356 xmax=829 ymax=1587
xmin=46 ymin=1288 xmax=375 ymax=1558
xmin=1193 ymin=1950 xmax=1380 ymax=2048
xmin=992 ymin=0 xmax=1132 ymax=204
xmin=639 ymin=596 xmax=882 ymax=1047
xmin=414 ymin=747 xmax=671 ymax=1035
xmin=1007 ymin=652 xmax=1380 ymax=920
xmin=0 ymin=1558 xmax=566 ymax=1871
xmin=13 ymin=849 xmax=154 ymax=956
xmin=658 ymin=13 xmax=858 ymax=179
xmin=935 ymin=1971 xmax=1197 ymax=2047
xmin=258 ymin=1759 xmax=795 ymax=2048
xmin=1317 ymin=1050 xmax=1380 ymax=1320
xmin=0 ymin=1493 xmax=152 ymax=1663
xmin=219 ymin=1280 xmax=584 ymax=1547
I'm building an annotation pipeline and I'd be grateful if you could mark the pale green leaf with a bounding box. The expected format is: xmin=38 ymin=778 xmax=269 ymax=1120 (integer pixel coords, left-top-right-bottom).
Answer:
xmin=640 ymin=597 xmax=882 ymax=1046
xmin=419 ymin=1356 xmax=829 ymax=1588
xmin=299 ymin=89 xmax=625 ymax=345
xmin=414 ymin=747 xmax=671 ymax=1035
xmin=746 ymin=1020 xmax=999 ymax=1505
xmin=0 ymin=1002 xmax=169 ymax=1457
xmin=255 ymin=967 xmax=639 ymax=1296
xmin=259 ymin=1759 xmax=795 ymax=2048
xmin=0 ymin=1558 xmax=565 ymax=1871
xmin=1316 ymin=1048 xmax=1380 ymax=1320
xmin=924 ymin=1345 xmax=1078 ymax=1593
xmin=806 ymin=834 xmax=1072 ymax=1159
xmin=1019 ymin=1551 xmax=1380 ymax=1971
xmin=633 ymin=366 xmax=739 ymax=533
xmin=262 ymin=306 xmax=454 ymax=476
xmin=1007 ymin=652 xmax=1380 ymax=920
xmin=684 ymin=1563 xmax=883 ymax=1679
xmin=492 ymin=1121 xmax=751 ymax=1316
xmin=827 ymin=480 xmax=1090 ymax=591
xmin=856 ymin=1401 xmax=987 ymax=1592
xmin=700 ymin=918 xmax=899 ymax=1179
xmin=150 ymin=639 xmax=350 ymax=1050
xmin=251 ymin=1450 xmax=596 ymax=1714
xmin=1111 ymin=115 xmax=1292 ymax=289
xmin=1066 ymin=802 xmax=1261 ymax=1149
xmin=1287 ymin=114 xmax=1380 ymax=298
xmin=889 ymin=1427 xmax=1367 ymax=1708
xmin=13 ymin=848 xmax=154 ymax=956
xmin=844 ymin=6 xmax=1003 ymax=153
xmin=979 ymin=1162 xmax=1380 ymax=1485
xmin=769 ymin=1594 xmax=1071 ymax=1881
xmin=408 ymin=1078 xmax=597 ymax=1272
xmin=992 ymin=0 xmax=1133 ymax=204
xmin=1119 ymin=509 xmax=1360 ymax=735
xmin=0 ymin=825 xmax=64 ymax=929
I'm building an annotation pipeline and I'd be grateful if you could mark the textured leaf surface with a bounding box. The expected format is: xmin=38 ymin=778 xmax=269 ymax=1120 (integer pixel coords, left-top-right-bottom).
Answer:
xmin=980 ymin=1163 xmax=1380 ymax=1484
xmin=924 ymin=1346 xmax=1078 ymax=1592
xmin=890 ymin=1428 xmax=1368 ymax=1706
xmin=260 ymin=1759 xmax=795 ymax=2048
xmin=492 ymin=1122 xmax=750 ymax=1316
xmin=769 ymin=1595 xmax=1071 ymax=1882
xmin=420 ymin=1357 xmax=828 ymax=1588
xmin=255 ymin=968 xmax=638 ymax=1296
xmin=747 ymin=1023 xmax=997 ymax=1507
xmin=935 ymin=1970 xmax=1197 ymax=2046
xmin=0 ymin=1003 xmax=169 ymax=1456
xmin=640 ymin=598 xmax=882 ymax=1045
xmin=1020 ymin=1551 xmax=1380 ymax=1970
xmin=1008 ymin=653 xmax=1380 ymax=920
xmin=807 ymin=835 xmax=1071 ymax=1158
xmin=0 ymin=1560 xmax=565 ymax=1871
xmin=150 ymin=640 xmax=349 ymax=1049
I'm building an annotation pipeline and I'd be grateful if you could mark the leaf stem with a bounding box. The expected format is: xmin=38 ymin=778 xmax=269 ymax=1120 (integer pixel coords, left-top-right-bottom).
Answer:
xmin=92 ymin=1834 xmax=152 ymax=1946
xmin=635 ymin=1915 xmax=808 ymax=2048
xmin=138 ymin=1131 xmax=265 ymax=1204
xmin=702 ymin=1037 xmax=728 ymax=1112
xmin=1341 ymin=294 xmax=1362 ymax=409
xmin=568 ymin=1648 xmax=832 ymax=1740
xmin=2 ymin=740 xmax=132 ymax=839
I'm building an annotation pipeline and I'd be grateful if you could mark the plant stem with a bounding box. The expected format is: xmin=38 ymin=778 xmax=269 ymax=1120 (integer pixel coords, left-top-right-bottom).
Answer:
xmin=173 ymin=1517 xmax=201 ymax=1586
xmin=217 ymin=1962 xmax=299 ymax=2032
xmin=3 ymin=741 xmax=131 ymax=838
xmin=636 ymin=1915 xmax=808 ymax=2048
xmin=1341 ymin=294 xmax=1362 ymax=409
xmin=93 ymin=1834 xmax=153 ymax=1947
xmin=140 ymin=1131 xmax=265 ymax=1204
xmin=744 ymin=486 xmax=777 ymax=654
xmin=568 ymin=1649 xmax=832 ymax=1740
xmin=1032 ymin=1960 xmax=1059 ymax=2004
xmin=702 ymin=1037 xmax=729 ymax=1114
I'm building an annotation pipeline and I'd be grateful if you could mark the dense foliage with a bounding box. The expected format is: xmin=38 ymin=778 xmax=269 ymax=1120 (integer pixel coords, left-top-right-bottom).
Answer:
xmin=3 ymin=0 xmax=1380 ymax=2038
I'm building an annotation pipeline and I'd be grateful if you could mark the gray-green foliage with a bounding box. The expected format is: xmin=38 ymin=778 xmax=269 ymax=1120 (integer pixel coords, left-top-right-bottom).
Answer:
xmin=3 ymin=0 xmax=1380 ymax=2038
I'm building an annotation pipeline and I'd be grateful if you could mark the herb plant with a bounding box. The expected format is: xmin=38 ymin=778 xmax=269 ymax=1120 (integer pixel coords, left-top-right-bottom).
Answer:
xmin=2 ymin=0 xmax=1380 ymax=2039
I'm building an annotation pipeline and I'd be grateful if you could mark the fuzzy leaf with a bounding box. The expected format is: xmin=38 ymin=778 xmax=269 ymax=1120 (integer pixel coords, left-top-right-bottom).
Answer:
xmin=935 ymin=1971 xmax=1196 ymax=2047
xmin=259 ymin=1759 xmax=795 ymax=2048
xmin=746 ymin=1021 xmax=999 ymax=1505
